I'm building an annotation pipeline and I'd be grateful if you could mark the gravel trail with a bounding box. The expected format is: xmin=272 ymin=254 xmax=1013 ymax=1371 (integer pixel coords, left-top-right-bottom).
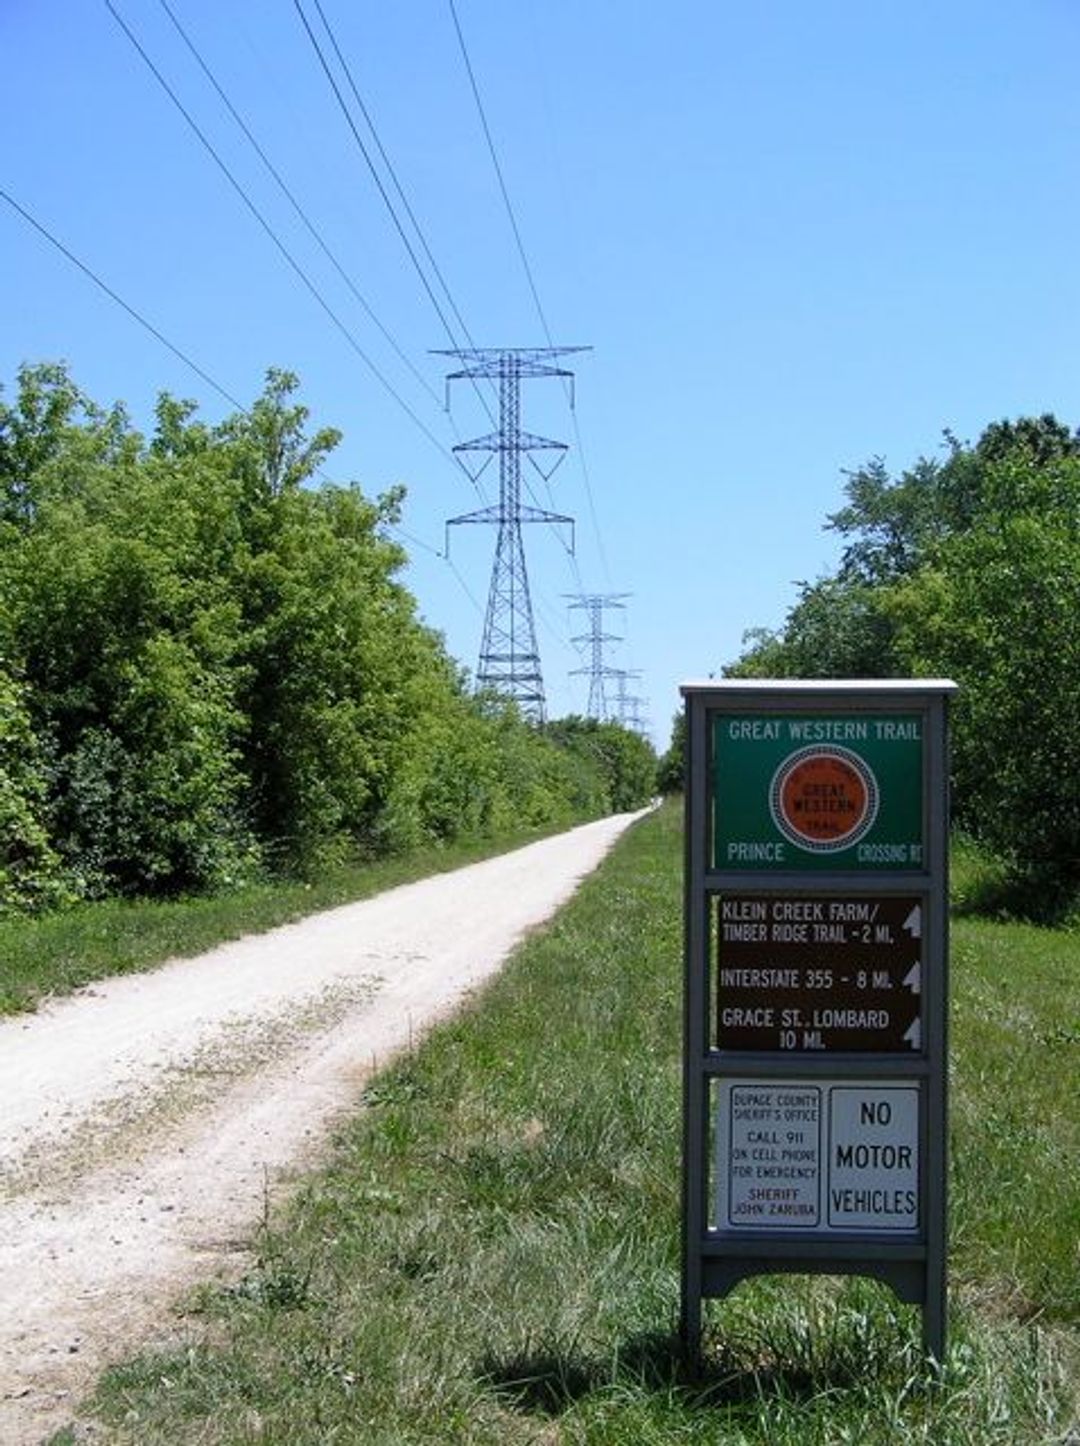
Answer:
xmin=0 ymin=810 xmax=645 ymax=1444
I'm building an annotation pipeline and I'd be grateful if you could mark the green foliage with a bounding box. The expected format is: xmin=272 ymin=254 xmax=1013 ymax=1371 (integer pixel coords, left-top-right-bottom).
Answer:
xmin=0 ymin=668 xmax=69 ymax=912
xmin=541 ymin=715 xmax=657 ymax=812
xmin=0 ymin=363 xmax=635 ymax=914
xmin=729 ymin=412 xmax=1080 ymax=912
xmin=728 ymin=577 xmax=899 ymax=680
xmin=889 ymin=511 xmax=1080 ymax=906
xmin=656 ymin=710 xmax=685 ymax=794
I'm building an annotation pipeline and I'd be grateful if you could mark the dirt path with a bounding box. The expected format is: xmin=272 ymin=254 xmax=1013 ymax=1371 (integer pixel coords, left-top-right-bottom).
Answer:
xmin=0 ymin=810 xmax=646 ymax=1444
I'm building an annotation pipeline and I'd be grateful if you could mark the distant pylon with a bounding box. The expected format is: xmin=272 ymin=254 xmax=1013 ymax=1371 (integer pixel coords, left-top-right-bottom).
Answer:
xmin=610 ymin=668 xmax=646 ymax=730
xmin=440 ymin=347 xmax=585 ymax=722
xmin=620 ymin=687 xmax=651 ymax=736
xmin=567 ymin=593 xmax=630 ymax=720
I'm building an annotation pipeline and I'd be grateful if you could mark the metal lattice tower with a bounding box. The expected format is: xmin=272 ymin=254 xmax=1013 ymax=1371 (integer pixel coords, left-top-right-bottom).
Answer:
xmin=567 ymin=593 xmax=630 ymax=720
xmin=615 ymin=675 xmax=651 ymax=736
xmin=610 ymin=667 xmax=646 ymax=730
xmin=441 ymin=348 xmax=584 ymax=722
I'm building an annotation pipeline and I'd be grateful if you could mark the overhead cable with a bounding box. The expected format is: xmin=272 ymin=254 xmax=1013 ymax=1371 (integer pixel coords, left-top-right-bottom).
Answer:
xmin=448 ymin=0 xmax=610 ymax=584
xmin=448 ymin=0 xmax=552 ymax=346
xmin=291 ymin=0 xmax=464 ymax=365
xmin=308 ymin=0 xmax=479 ymax=355
xmin=293 ymin=0 xmax=502 ymax=457
xmin=156 ymin=0 xmax=443 ymax=410
xmin=104 ymin=0 xmax=459 ymax=471
xmin=1 ymin=184 xmax=243 ymax=410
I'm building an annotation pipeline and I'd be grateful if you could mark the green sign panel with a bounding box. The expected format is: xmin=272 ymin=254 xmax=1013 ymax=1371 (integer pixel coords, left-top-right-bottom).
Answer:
xmin=713 ymin=713 xmax=923 ymax=871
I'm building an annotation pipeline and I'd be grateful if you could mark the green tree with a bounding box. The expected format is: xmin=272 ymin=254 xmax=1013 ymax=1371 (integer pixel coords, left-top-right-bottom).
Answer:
xmin=656 ymin=710 xmax=685 ymax=794
xmin=0 ymin=667 xmax=69 ymax=914
xmin=729 ymin=413 xmax=1080 ymax=911
xmin=888 ymin=466 xmax=1080 ymax=905
xmin=0 ymin=362 xmax=644 ymax=911
xmin=727 ymin=577 xmax=898 ymax=680
xmin=542 ymin=716 xmax=657 ymax=812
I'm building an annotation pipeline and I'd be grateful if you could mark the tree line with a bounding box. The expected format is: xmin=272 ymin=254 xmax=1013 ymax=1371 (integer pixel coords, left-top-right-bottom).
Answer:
xmin=671 ymin=414 xmax=1079 ymax=914
xmin=0 ymin=364 xmax=655 ymax=917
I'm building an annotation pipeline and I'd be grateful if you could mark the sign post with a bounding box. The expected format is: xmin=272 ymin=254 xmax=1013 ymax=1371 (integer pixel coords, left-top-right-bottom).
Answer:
xmin=680 ymin=679 xmax=956 ymax=1366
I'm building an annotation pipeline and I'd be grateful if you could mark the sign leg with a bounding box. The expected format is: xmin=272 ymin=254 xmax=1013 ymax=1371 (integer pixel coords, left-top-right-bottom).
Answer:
xmin=922 ymin=1282 xmax=946 ymax=1367
xmin=679 ymin=1284 xmax=702 ymax=1378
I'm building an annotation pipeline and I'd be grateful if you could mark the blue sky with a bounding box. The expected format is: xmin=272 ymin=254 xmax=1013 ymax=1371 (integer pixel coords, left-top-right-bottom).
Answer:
xmin=3 ymin=1 xmax=1078 ymax=746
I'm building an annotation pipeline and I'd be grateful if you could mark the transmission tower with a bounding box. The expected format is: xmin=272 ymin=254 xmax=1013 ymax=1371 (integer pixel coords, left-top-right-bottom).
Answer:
xmin=620 ymin=686 xmax=652 ymax=737
xmin=610 ymin=667 xmax=646 ymax=729
xmin=567 ymin=594 xmax=630 ymax=720
xmin=608 ymin=667 xmax=650 ymax=734
xmin=441 ymin=348 xmax=584 ymax=722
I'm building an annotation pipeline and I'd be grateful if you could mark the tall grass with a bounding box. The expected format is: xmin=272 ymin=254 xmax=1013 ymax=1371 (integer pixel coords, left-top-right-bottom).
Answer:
xmin=58 ymin=803 xmax=1079 ymax=1442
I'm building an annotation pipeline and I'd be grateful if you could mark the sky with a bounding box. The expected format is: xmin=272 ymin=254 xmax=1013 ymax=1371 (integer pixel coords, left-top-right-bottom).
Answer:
xmin=3 ymin=1 xmax=1079 ymax=748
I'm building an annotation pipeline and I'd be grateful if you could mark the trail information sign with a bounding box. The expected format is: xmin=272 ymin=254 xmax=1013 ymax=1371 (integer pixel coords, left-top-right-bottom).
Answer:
xmin=713 ymin=714 xmax=924 ymax=870
xmin=716 ymin=894 xmax=922 ymax=1052
xmin=680 ymin=680 xmax=955 ymax=1367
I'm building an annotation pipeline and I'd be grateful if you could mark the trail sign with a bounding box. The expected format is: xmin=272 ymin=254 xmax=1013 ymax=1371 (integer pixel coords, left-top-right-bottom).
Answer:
xmin=714 ymin=713 xmax=924 ymax=870
xmin=716 ymin=894 xmax=922 ymax=1052
xmin=680 ymin=679 xmax=955 ymax=1368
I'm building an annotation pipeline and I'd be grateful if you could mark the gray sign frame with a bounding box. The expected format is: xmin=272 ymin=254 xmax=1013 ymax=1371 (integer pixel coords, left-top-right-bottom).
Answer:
xmin=680 ymin=679 xmax=956 ymax=1366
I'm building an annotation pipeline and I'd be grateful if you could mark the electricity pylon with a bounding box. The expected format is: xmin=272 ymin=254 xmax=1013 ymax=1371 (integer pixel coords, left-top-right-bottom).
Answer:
xmin=441 ymin=347 xmax=584 ymax=722
xmin=567 ymin=593 xmax=630 ymax=720
xmin=608 ymin=667 xmax=650 ymax=733
xmin=610 ymin=667 xmax=645 ymax=729
xmin=619 ymin=684 xmax=651 ymax=736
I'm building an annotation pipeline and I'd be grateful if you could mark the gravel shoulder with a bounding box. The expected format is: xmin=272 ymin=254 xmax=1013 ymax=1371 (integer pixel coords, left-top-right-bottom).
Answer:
xmin=0 ymin=810 xmax=646 ymax=1444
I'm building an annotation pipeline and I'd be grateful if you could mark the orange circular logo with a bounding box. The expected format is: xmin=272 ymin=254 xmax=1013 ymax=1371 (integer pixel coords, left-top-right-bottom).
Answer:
xmin=769 ymin=746 xmax=879 ymax=853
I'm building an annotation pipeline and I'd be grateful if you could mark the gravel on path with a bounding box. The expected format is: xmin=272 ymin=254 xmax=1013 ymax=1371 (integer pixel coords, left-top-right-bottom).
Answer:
xmin=0 ymin=809 xmax=646 ymax=1444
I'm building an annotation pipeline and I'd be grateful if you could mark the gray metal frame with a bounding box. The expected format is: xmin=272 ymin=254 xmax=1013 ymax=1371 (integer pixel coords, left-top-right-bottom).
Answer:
xmin=680 ymin=680 xmax=956 ymax=1367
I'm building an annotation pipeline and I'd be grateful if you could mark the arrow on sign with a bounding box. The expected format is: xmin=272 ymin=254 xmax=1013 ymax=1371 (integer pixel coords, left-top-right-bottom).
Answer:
xmin=904 ymin=1018 xmax=921 ymax=1050
xmin=902 ymin=962 xmax=921 ymax=994
xmin=902 ymin=905 xmax=922 ymax=939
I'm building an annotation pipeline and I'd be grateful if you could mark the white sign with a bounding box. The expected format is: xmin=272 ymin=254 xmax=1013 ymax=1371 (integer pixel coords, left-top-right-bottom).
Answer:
xmin=724 ymin=1084 xmax=821 ymax=1227
xmin=717 ymin=1080 xmax=920 ymax=1234
xmin=828 ymin=1086 xmax=919 ymax=1228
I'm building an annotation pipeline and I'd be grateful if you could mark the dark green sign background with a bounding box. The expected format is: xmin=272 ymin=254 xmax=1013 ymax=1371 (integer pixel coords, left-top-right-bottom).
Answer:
xmin=713 ymin=713 xmax=924 ymax=871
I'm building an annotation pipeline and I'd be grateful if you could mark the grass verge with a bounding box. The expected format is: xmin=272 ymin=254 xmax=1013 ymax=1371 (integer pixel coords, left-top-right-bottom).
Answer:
xmin=0 ymin=818 xmax=586 ymax=1017
xmin=58 ymin=803 xmax=1080 ymax=1442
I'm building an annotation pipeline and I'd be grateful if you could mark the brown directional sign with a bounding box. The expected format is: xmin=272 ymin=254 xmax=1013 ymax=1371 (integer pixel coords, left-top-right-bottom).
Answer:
xmin=716 ymin=895 xmax=922 ymax=1052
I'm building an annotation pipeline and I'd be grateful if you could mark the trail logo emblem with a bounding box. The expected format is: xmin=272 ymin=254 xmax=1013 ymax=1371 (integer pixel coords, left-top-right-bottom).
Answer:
xmin=769 ymin=745 xmax=879 ymax=853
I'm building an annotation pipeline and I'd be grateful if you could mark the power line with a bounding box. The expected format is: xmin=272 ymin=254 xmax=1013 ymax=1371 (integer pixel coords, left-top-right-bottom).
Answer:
xmin=1 ymin=184 xmax=243 ymax=410
xmin=567 ymin=401 xmax=610 ymax=583
xmin=446 ymin=1 xmax=607 ymax=585
xmin=311 ymin=463 xmax=486 ymax=615
xmin=155 ymin=0 xmax=442 ymax=411
xmin=383 ymin=522 xmax=484 ymax=614
xmin=158 ymin=0 xmax=495 ymax=514
xmin=3 ymin=182 xmax=477 ymax=621
xmin=104 ymin=0 xmax=457 ymax=470
xmin=308 ymin=0 xmax=479 ymax=356
xmin=291 ymin=0 xmax=465 ymax=365
xmin=443 ymin=553 xmax=484 ymax=613
xmin=291 ymin=4 xmax=579 ymax=655
xmin=447 ymin=0 xmax=553 ymax=348
xmin=292 ymin=0 xmax=583 ymax=638
xmin=293 ymin=0 xmax=505 ymax=466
